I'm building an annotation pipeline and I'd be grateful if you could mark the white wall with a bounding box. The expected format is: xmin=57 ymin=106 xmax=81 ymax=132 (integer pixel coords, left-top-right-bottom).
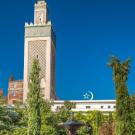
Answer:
xmin=52 ymin=100 xmax=116 ymax=112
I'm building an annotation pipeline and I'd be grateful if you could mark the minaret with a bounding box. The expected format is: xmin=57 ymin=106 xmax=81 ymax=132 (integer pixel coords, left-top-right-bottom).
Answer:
xmin=34 ymin=0 xmax=48 ymax=25
xmin=23 ymin=0 xmax=56 ymax=102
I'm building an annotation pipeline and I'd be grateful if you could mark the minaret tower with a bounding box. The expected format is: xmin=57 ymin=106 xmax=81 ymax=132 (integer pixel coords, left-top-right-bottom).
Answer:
xmin=34 ymin=0 xmax=48 ymax=25
xmin=23 ymin=0 xmax=56 ymax=102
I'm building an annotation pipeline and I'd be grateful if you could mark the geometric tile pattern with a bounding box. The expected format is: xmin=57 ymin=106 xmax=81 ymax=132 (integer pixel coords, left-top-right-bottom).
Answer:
xmin=28 ymin=40 xmax=47 ymax=80
xmin=25 ymin=26 xmax=51 ymax=38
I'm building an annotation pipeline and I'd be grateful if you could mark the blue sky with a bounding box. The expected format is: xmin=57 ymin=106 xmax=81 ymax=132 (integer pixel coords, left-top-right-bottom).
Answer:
xmin=0 ymin=0 xmax=135 ymax=100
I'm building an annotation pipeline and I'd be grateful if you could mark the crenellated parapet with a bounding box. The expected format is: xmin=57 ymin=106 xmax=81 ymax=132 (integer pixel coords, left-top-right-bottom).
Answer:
xmin=25 ymin=22 xmax=34 ymax=27
xmin=25 ymin=21 xmax=51 ymax=27
xmin=25 ymin=21 xmax=53 ymax=38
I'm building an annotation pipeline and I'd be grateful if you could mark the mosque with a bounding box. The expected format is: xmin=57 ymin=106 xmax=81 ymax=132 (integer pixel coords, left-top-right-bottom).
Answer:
xmin=7 ymin=0 xmax=116 ymax=112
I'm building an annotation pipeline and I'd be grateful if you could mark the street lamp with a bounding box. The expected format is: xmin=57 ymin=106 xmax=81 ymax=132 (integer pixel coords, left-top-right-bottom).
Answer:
xmin=59 ymin=112 xmax=85 ymax=135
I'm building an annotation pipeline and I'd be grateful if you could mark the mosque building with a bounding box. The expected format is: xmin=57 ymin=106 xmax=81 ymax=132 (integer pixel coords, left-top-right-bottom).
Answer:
xmin=7 ymin=0 xmax=116 ymax=112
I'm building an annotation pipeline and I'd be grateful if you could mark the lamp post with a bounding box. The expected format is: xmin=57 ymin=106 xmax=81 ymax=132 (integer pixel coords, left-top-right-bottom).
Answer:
xmin=59 ymin=112 xmax=85 ymax=135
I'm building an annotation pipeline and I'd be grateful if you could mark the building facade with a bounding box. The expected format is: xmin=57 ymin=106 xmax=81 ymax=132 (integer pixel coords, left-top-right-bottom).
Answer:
xmin=8 ymin=76 xmax=23 ymax=105
xmin=52 ymin=100 xmax=116 ymax=112
xmin=23 ymin=0 xmax=56 ymax=102
xmin=7 ymin=0 xmax=116 ymax=113
xmin=0 ymin=89 xmax=3 ymax=96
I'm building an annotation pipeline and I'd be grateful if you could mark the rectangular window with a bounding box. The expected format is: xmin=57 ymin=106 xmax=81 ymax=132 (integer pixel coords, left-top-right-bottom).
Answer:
xmin=101 ymin=106 xmax=104 ymax=109
xmin=86 ymin=106 xmax=91 ymax=109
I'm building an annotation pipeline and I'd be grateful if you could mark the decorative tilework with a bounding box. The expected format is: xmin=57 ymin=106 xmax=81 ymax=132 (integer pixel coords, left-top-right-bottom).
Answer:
xmin=28 ymin=40 xmax=47 ymax=80
xmin=25 ymin=26 xmax=51 ymax=38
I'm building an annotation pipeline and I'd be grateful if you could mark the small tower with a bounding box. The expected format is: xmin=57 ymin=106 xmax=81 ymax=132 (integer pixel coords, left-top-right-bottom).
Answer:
xmin=34 ymin=0 xmax=48 ymax=25
xmin=23 ymin=0 xmax=56 ymax=102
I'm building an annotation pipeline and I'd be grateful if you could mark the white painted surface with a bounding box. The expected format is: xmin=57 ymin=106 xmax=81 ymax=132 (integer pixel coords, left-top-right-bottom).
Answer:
xmin=52 ymin=100 xmax=116 ymax=112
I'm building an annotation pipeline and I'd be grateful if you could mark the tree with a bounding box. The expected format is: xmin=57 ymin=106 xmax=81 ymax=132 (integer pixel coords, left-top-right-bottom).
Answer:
xmin=130 ymin=94 xmax=135 ymax=134
xmin=54 ymin=101 xmax=76 ymax=135
xmin=95 ymin=111 xmax=103 ymax=135
xmin=12 ymin=105 xmax=28 ymax=135
xmin=107 ymin=112 xmax=113 ymax=135
xmin=40 ymin=99 xmax=57 ymax=135
xmin=0 ymin=96 xmax=7 ymax=105
xmin=0 ymin=106 xmax=12 ymax=133
xmin=27 ymin=59 xmax=42 ymax=135
xmin=63 ymin=101 xmax=76 ymax=111
xmin=12 ymin=127 xmax=27 ymax=135
xmin=99 ymin=112 xmax=116 ymax=135
xmin=76 ymin=111 xmax=104 ymax=135
xmin=56 ymin=101 xmax=76 ymax=123
xmin=108 ymin=56 xmax=131 ymax=135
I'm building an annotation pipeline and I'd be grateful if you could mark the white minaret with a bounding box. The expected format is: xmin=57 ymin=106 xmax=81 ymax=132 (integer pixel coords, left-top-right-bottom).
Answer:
xmin=23 ymin=0 xmax=56 ymax=102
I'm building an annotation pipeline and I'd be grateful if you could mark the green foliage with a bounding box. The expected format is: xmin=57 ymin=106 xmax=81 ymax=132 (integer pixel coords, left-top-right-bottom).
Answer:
xmin=108 ymin=56 xmax=131 ymax=135
xmin=27 ymin=59 xmax=42 ymax=135
xmin=55 ymin=101 xmax=75 ymax=134
xmin=106 ymin=112 xmax=113 ymax=135
xmin=0 ymin=106 xmax=12 ymax=132
xmin=41 ymin=125 xmax=56 ymax=135
xmin=0 ymin=103 xmax=117 ymax=135
xmin=40 ymin=99 xmax=70 ymax=135
xmin=40 ymin=99 xmax=57 ymax=135
xmin=56 ymin=101 xmax=76 ymax=123
xmin=63 ymin=101 xmax=76 ymax=110
xmin=12 ymin=127 xmax=27 ymax=135
xmin=0 ymin=105 xmax=25 ymax=134
xmin=129 ymin=94 xmax=135 ymax=134
xmin=14 ymin=105 xmax=28 ymax=127
xmin=76 ymin=111 xmax=104 ymax=135
xmin=99 ymin=112 xmax=116 ymax=135
xmin=2 ymin=56 xmax=132 ymax=135
xmin=0 ymin=96 xmax=7 ymax=105
xmin=77 ymin=126 xmax=88 ymax=135
xmin=56 ymin=106 xmax=70 ymax=122
xmin=11 ymin=106 xmax=27 ymax=135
